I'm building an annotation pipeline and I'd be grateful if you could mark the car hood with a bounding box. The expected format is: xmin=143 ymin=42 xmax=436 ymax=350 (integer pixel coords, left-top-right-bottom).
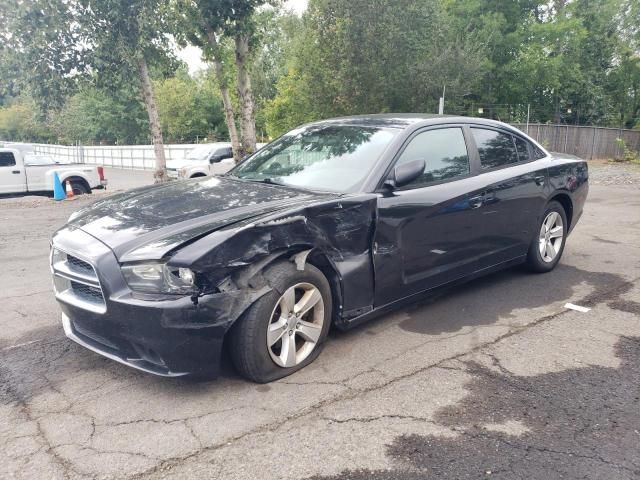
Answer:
xmin=68 ymin=176 xmax=332 ymax=262
xmin=166 ymin=159 xmax=206 ymax=169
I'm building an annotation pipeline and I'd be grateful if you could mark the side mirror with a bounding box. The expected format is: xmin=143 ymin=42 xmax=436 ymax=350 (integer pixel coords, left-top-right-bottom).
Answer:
xmin=385 ymin=159 xmax=425 ymax=189
xmin=209 ymin=155 xmax=222 ymax=164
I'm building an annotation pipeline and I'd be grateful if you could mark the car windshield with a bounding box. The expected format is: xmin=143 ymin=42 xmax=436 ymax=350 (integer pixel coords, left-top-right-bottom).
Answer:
xmin=185 ymin=145 xmax=215 ymax=161
xmin=229 ymin=125 xmax=398 ymax=192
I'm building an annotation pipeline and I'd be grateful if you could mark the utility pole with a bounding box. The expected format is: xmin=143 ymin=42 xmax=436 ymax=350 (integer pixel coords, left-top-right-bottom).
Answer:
xmin=438 ymin=85 xmax=446 ymax=115
xmin=526 ymin=104 xmax=531 ymax=135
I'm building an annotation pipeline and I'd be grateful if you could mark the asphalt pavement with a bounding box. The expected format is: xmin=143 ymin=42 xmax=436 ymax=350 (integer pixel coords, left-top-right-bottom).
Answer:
xmin=1 ymin=163 xmax=639 ymax=479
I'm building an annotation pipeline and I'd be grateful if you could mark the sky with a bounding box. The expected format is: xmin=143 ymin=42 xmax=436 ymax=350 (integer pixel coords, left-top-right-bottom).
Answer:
xmin=177 ymin=0 xmax=309 ymax=75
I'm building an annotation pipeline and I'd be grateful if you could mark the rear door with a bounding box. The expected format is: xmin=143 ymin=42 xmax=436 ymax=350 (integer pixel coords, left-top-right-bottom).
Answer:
xmin=373 ymin=126 xmax=491 ymax=307
xmin=0 ymin=151 xmax=27 ymax=194
xmin=468 ymin=127 xmax=548 ymax=263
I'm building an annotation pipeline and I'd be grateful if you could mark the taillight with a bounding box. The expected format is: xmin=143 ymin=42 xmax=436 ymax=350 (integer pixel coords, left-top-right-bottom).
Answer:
xmin=97 ymin=166 xmax=105 ymax=181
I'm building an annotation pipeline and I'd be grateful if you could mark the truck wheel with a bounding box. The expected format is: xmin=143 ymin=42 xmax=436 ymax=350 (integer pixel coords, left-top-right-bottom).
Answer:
xmin=525 ymin=201 xmax=567 ymax=273
xmin=228 ymin=260 xmax=332 ymax=383
xmin=70 ymin=181 xmax=90 ymax=195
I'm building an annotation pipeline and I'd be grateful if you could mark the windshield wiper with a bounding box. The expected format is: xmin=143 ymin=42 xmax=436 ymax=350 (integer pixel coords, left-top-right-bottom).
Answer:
xmin=239 ymin=177 xmax=284 ymax=186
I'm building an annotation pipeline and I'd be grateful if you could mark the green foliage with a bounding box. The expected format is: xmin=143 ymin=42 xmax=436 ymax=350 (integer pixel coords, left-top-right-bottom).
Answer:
xmin=0 ymin=96 xmax=53 ymax=142
xmin=615 ymin=138 xmax=640 ymax=163
xmin=264 ymin=0 xmax=488 ymax=136
xmin=154 ymin=71 xmax=228 ymax=143
xmin=4 ymin=0 xmax=640 ymax=145
xmin=50 ymin=87 xmax=149 ymax=145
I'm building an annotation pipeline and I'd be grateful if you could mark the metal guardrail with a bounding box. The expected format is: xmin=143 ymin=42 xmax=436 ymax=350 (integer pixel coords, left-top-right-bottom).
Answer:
xmin=29 ymin=144 xmax=199 ymax=170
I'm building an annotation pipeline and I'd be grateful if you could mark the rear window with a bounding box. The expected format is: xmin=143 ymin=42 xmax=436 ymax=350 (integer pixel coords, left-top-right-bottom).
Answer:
xmin=0 ymin=152 xmax=16 ymax=167
xmin=514 ymin=136 xmax=531 ymax=162
xmin=471 ymin=128 xmax=518 ymax=169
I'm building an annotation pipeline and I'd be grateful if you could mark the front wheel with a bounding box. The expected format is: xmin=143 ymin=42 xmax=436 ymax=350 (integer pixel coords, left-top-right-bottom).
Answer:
xmin=228 ymin=260 xmax=332 ymax=383
xmin=525 ymin=201 xmax=567 ymax=273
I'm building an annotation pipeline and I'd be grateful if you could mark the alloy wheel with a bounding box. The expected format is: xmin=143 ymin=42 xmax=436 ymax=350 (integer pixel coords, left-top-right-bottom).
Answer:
xmin=267 ymin=282 xmax=325 ymax=368
xmin=539 ymin=211 xmax=564 ymax=263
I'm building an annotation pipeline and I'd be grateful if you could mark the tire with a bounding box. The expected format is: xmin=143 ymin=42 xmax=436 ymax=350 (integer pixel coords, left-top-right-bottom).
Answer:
xmin=525 ymin=201 xmax=568 ymax=273
xmin=228 ymin=260 xmax=332 ymax=383
xmin=70 ymin=181 xmax=90 ymax=195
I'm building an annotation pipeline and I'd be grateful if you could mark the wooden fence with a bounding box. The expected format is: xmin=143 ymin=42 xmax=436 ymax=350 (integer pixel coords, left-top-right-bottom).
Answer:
xmin=512 ymin=124 xmax=640 ymax=160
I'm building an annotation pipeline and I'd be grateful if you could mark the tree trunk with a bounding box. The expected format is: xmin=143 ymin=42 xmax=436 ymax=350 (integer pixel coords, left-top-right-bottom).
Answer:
xmin=137 ymin=56 xmax=167 ymax=183
xmin=206 ymin=27 xmax=242 ymax=162
xmin=235 ymin=33 xmax=257 ymax=156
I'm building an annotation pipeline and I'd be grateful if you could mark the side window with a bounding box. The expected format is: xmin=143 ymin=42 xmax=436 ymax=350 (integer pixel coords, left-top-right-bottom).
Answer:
xmin=395 ymin=128 xmax=470 ymax=188
xmin=533 ymin=145 xmax=547 ymax=159
xmin=514 ymin=136 xmax=531 ymax=162
xmin=471 ymin=128 xmax=518 ymax=169
xmin=0 ymin=152 xmax=16 ymax=167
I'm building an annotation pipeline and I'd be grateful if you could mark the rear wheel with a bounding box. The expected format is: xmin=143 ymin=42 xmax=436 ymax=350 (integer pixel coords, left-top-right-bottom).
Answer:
xmin=70 ymin=181 xmax=90 ymax=195
xmin=228 ymin=260 xmax=332 ymax=383
xmin=525 ymin=201 xmax=567 ymax=272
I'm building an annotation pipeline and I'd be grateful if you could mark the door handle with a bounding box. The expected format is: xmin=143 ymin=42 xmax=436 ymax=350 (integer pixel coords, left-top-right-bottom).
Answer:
xmin=11 ymin=170 xmax=21 ymax=174
xmin=534 ymin=175 xmax=545 ymax=186
xmin=469 ymin=195 xmax=483 ymax=209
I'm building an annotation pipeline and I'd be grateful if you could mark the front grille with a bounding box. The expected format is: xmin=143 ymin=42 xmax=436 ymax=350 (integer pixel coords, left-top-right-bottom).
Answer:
xmin=51 ymin=248 xmax=106 ymax=314
xmin=67 ymin=255 xmax=94 ymax=276
xmin=70 ymin=281 xmax=105 ymax=303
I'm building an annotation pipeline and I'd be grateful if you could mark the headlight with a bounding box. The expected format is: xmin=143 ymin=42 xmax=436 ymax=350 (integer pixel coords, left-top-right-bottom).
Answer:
xmin=121 ymin=262 xmax=197 ymax=295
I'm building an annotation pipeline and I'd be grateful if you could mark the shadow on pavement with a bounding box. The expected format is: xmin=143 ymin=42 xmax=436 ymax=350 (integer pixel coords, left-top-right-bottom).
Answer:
xmin=312 ymin=336 xmax=640 ymax=480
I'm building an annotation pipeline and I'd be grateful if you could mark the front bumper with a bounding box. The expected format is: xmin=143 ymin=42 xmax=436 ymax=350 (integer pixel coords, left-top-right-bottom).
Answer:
xmin=51 ymin=227 xmax=259 ymax=377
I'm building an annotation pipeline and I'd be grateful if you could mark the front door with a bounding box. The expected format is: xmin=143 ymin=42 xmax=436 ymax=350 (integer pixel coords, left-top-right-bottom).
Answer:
xmin=373 ymin=126 xmax=489 ymax=307
xmin=0 ymin=151 xmax=27 ymax=194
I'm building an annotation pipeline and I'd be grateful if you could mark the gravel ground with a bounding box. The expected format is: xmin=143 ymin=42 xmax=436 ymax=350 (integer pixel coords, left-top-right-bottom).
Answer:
xmin=588 ymin=160 xmax=640 ymax=187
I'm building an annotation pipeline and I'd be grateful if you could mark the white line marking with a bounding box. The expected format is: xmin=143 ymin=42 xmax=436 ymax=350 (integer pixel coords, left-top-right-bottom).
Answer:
xmin=564 ymin=303 xmax=591 ymax=313
xmin=2 ymin=339 xmax=43 ymax=351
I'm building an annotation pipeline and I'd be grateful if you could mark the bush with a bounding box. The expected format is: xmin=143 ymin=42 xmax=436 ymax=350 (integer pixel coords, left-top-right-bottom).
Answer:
xmin=614 ymin=138 xmax=640 ymax=164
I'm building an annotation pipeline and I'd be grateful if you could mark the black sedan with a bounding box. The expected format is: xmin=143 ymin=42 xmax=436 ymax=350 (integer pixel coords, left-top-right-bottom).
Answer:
xmin=51 ymin=115 xmax=588 ymax=382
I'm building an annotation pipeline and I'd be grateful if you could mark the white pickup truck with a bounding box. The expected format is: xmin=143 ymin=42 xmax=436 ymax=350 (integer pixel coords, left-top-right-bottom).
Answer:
xmin=0 ymin=147 xmax=107 ymax=195
xmin=167 ymin=142 xmax=268 ymax=180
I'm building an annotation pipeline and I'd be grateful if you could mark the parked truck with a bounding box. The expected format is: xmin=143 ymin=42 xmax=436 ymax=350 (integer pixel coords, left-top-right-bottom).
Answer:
xmin=0 ymin=147 xmax=107 ymax=195
xmin=166 ymin=142 xmax=268 ymax=180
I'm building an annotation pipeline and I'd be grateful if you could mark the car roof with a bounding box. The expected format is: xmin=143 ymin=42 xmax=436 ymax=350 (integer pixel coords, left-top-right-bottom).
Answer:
xmin=305 ymin=114 xmax=517 ymax=132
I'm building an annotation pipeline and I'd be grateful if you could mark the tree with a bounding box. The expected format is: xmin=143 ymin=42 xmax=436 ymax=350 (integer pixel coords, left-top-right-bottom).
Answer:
xmin=0 ymin=95 xmax=53 ymax=142
xmin=154 ymin=70 xmax=228 ymax=143
xmin=50 ymin=87 xmax=149 ymax=145
xmin=175 ymin=0 xmax=275 ymax=159
xmin=81 ymin=0 xmax=177 ymax=182
xmin=6 ymin=0 xmax=176 ymax=182
xmin=264 ymin=0 xmax=488 ymax=136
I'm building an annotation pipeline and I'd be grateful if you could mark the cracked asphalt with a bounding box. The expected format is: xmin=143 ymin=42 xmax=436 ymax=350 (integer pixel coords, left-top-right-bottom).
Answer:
xmin=1 ymin=164 xmax=639 ymax=480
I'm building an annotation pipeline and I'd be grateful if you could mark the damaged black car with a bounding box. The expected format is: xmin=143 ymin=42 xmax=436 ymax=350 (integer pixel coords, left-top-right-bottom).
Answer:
xmin=51 ymin=115 xmax=588 ymax=382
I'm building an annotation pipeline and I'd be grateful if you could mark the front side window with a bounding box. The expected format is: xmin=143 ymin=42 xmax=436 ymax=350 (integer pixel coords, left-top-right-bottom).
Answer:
xmin=230 ymin=125 xmax=398 ymax=192
xmin=472 ymin=128 xmax=518 ymax=169
xmin=394 ymin=127 xmax=470 ymax=188
xmin=0 ymin=152 xmax=16 ymax=167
